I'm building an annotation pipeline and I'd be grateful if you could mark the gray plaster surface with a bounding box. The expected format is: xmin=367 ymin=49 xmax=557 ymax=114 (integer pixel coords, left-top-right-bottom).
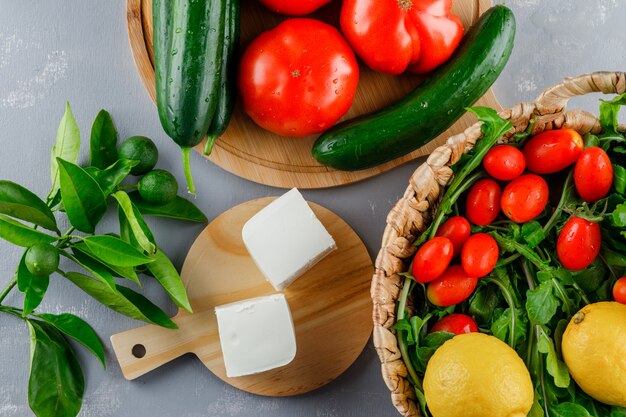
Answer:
xmin=0 ymin=0 xmax=625 ymax=416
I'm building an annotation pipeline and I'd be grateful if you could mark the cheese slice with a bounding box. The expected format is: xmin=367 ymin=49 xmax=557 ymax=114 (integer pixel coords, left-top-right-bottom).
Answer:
xmin=242 ymin=188 xmax=337 ymax=291
xmin=215 ymin=294 xmax=296 ymax=378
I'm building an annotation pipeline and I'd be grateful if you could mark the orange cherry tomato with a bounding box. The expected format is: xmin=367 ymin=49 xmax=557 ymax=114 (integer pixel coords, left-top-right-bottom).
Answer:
xmin=466 ymin=179 xmax=502 ymax=226
xmin=430 ymin=313 xmax=478 ymax=335
xmin=461 ymin=233 xmax=499 ymax=278
xmin=411 ymin=237 xmax=454 ymax=283
xmin=483 ymin=145 xmax=526 ymax=181
xmin=501 ymin=174 xmax=549 ymax=223
xmin=523 ymin=129 xmax=584 ymax=174
xmin=435 ymin=216 xmax=471 ymax=258
xmin=426 ymin=265 xmax=478 ymax=307
xmin=574 ymin=146 xmax=613 ymax=202
xmin=613 ymin=277 xmax=626 ymax=305
xmin=557 ymin=217 xmax=601 ymax=271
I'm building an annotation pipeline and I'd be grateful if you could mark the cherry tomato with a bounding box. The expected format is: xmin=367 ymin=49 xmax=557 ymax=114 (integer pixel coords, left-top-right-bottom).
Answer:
xmin=613 ymin=277 xmax=626 ymax=305
xmin=461 ymin=233 xmax=499 ymax=278
xmin=483 ymin=145 xmax=526 ymax=181
xmin=411 ymin=237 xmax=454 ymax=283
xmin=466 ymin=179 xmax=501 ymax=226
xmin=430 ymin=314 xmax=478 ymax=335
xmin=557 ymin=217 xmax=601 ymax=271
xmin=259 ymin=0 xmax=332 ymax=16
xmin=426 ymin=265 xmax=478 ymax=307
xmin=523 ymin=129 xmax=584 ymax=174
xmin=574 ymin=146 xmax=613 ymax=202
xmin=239 ymin=19 xmax=359 ymax=137
xmin=435 ymin=216 xmax=471 ymax=258
xmin=501 ymin=174 xmax=549 ymax=223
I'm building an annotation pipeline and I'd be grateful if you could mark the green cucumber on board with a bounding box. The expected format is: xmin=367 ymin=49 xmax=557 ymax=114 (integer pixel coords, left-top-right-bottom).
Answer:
xmin=204 ymin=0 xmax=241 ymax=156
xmin=154 ymin=0 xmax=226 ymax=193
xmin=312 ymin=5 xmax=516 ymax=171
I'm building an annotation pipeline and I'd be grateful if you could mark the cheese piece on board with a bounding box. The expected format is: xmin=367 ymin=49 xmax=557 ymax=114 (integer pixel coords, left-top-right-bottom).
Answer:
xmin=215 ymin=294 xmax=297 ymax=378
xmin=242 ymin=188 xmax=337 ymax=291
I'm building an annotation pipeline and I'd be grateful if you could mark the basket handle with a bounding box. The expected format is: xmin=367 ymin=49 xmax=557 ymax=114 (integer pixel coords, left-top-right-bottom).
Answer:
xmin=534 ymin=72 xmax=626 ymax=115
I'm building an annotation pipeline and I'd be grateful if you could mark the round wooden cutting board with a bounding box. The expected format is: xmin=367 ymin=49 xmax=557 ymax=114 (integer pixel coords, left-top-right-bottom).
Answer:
xmin=110 ymin=197 xmax=374 ymax=396
xmin=126 ymin=0 xmax=500 ymax=188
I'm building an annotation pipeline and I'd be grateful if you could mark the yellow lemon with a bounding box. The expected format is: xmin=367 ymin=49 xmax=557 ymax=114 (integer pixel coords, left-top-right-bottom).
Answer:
xmin=562 ymin=301 xmax=626 ymax=407
xmin=423 ymin=332 xmax=533 ymax=417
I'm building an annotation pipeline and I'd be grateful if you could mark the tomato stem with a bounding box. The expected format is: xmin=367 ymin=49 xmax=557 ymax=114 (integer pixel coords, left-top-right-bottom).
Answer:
xmin=397 ymin=0 xmax=412 ymax=10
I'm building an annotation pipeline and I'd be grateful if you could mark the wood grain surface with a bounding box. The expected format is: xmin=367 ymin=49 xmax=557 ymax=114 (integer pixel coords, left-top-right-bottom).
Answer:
xmin=110 ymin=197 xmax=374 ymax=396
xmin=126 ymin=0 xmax=500 ymax=189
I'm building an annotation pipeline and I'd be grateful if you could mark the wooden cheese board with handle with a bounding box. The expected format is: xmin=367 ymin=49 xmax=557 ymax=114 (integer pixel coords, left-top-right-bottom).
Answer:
xmin=126 ymin=0 xmax=501 ymax=189
xmin=110 ymin=197 xmax=374 ymax=396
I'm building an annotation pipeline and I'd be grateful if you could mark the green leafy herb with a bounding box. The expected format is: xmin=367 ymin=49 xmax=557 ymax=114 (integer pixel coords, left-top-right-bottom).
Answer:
xmin=537 ymin=328 xmax=570 ymax=388
xmin=128 ymin=192 xmax=207 ymax=223
xmin=522 ymin=221 xmax=545 ymax=249
xmin=49 ymin=102 xmax=81 ymax=201
xmin=0 ymin=180 xmax=58 ymax=232
xmin=89 ymin=109 xmax=119 ymax=169
xmin=551 ymin=402 xmax=592 ymax=417
xmin=613 ymin=165 xmax=626 ymax=196
xmin=526 ymin=281 xmax=559 ymax=325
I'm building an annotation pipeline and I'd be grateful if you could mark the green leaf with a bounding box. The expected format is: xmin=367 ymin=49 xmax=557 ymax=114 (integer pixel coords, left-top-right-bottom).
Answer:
xmin=84 ymin=159 xmax=138 ymax=197
xmin=61 ymin=250 xmax=116 ymax=289
xmin=469 ymin=284 xmax=499 ymax=324
xmin=614 ymin=165 xmax=626 ymax=196
xmin=414 ymin=331 xmax=454 ymax=373
xmin=572 ymin=259 xmax=607 ymax=294
xmin=0 ymin=180 xmax=58 ymax=232
xmin=57 ymin=158 xmax=107 ymax=233
xmin=27 ymin=319 xmax=84 ymax=417
xmin=583 ymin=133 xmax=600 ymax=148
xmin=551 ymin=403 xmax=591 ymax=417
xmin=36 ymin=313 xmax=106 ymax=369
xmin=526 ymin=281 xmax=559 ymax=325
xmin=128 ymin=192 xmax=207 ymax=223
xmin=491 ymin=307 xmax=528 ymax=349
xmin=50 ymin=102 xmax=81 ymax=199
xmin=611 ymin=407 xmax=626 ymax=417
xmin=146 ymin=247 xmax=192 ymax=313
xmin=82 ymin=235 xmax=154 ymax=267
xmin=71 ymin=243 xmax=140 ymax=284
xmin=537 ymin=329 xmax=570 ymax=388
xmin=522 ymin=221 xmax=545 ymax=249
xmin=89 ymin=109 xmax=118 ymax=169
xmin=529 ymin=391 xmax=545 ymax=417
xmin=63 ymin=272 xmax=176 ymax=328
xmin=393 ymin=318 xmax=415 ymax=345
xmin=17 ymin=251 xmax=49 ymax=315
xmin=113 ymin=191 xmax=156 ymax=254
xmin=599 ymin=93 xmax=626 ymax=136
xmin=613 ymin=203 xmax=626 ymax=227
xmin=0 ymin=214 xmax=55 ymax=247
xmin=414 ymin=388 xmax=430 ymax=417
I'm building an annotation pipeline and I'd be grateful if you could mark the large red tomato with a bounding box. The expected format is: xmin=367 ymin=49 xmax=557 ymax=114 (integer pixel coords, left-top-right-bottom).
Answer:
xmin=239 ymin=19 xmax=359 ymax=137
xmin=259 ymin=0 xmax=332 ymax=16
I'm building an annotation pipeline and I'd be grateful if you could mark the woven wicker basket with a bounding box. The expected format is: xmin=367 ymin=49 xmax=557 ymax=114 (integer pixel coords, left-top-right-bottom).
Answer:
xmin=371 ymin=71 xmax=626 ymax=417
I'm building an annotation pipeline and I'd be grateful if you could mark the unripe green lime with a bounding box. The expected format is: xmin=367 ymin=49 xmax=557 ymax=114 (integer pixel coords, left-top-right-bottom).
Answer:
xmin=25 ymin=244 xmax=60 ymax=277
xmin=119 ymin=136 xmax=159 ymax=175
xmin=138 ymin=169 xmax=178 ymax=205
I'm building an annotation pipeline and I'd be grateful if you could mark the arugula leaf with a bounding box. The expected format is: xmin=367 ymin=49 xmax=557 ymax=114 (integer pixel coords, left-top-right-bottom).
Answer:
xmin=0 ymin=214 xmax=55 ymax=247
xmin=522 ymin=221 xmax=545 ymax=249
xmin=393 ymin=318 xmax=415 ymax=345
xmin=414 ymin=387 xmax=430 ymax=417
xmin=128 ymin=192 xmax=207 ymax=223
xmin=469 ymin=283 xmax=499 ymax=324
xmin=614 ymin=165 xmax=626 ymax=196
xmin=27 ymin=320 xmax=84 ymax=417
xmin=82 ymin=235 xmax=154 ymax=267
xmin=50 ymin=102 xmax=81 ymax=200
xmin=114 ymin=191 xmax=156 ymax=254
xmin=0 ymin=180 xmax=58 ymax=232
xmin=17 ymin=251 xmax=49 ymax=315
xmin=36 ymin=313 xmax=105 ymax=369
xmin=529 ymin=391 xmax=545 ymax=417
xmin=526 ymin=281 xmax=559 ymax=325
xmin=583 ymin=133 xmax=600 ymax=149
xmin=537 ymin=328 xmax=570 ymax=388
xmin=613 ymin=203 xmax=626 ymax=227
xmin=414 ymin=331 xmax=454 ymax=373
xmin=571 ymin=259 xmax=607 ymax=294
xmin=84 ymin=159 xmax=138 ymax=197
xmin=550 ymin=402 xmax=592 ymax=417
xmin=89 ymin=109 xmax=118 ymax=169
xmin=611 ymin=407 xmax=626 ymax=417
xmin=599 ymin=93 xmax=626 ymax=136
xmin=491 ymin=307 xmax=528 ymax=349
xmin=57 ymin=158 xmax=107 ymax=234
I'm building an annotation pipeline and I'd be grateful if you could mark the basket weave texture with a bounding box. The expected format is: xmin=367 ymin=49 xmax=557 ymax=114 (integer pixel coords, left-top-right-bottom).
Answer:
xmin=371 ymin=72 xmax=626 ymax=417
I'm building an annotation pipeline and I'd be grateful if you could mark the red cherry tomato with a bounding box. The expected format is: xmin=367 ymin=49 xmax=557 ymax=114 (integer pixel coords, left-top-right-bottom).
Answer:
xmin=259 ymin=0 xmax=332 ymax=16
xmin=411 ymin=237 xmax=454 ymax=283
xmin=461 ymin=233 xmax=499 ymax=278
xmin=501 ymin=174 xmax=549 ymax=223
xmin=523 ymin=129 xmax=584 ymax=174
xmin=574 ymin=146 xmax=613 ymax=202
xmin=435 ymin=216 xmax=471 ymax=258
xmin=426 ymin=265 xmax=478 ymax=307
xmin=466 ymin=179 xmax=502 ymax=226
xmin=613 ymin=277 xmax=626 ymax=305
xmin=239 ymin=19 xmax=359 ymax=137
xmin=557 ymin=217 xmax=601 ymax=271
xmin=483 ymin=145 xmax=526 ymax=181
xmin=430 ymin=313 xmax=478 ymax=335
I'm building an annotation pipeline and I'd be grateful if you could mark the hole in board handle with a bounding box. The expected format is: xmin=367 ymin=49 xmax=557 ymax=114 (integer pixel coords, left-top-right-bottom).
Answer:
xmin=132 ymin=344 xmax=146 ymax=358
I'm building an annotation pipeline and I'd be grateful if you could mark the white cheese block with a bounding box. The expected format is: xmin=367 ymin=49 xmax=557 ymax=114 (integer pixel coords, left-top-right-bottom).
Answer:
xmin=242 ymin=188 xmax=337 ymax=291
xmin=215 ymin=294 xmax=297 ymax=378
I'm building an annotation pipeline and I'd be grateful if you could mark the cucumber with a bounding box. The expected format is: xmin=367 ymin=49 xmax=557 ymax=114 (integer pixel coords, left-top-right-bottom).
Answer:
xmin=154 ymin=0 xmax=226 ymax=193
xmin=312 ymin=5 xmax=516 ymax=171
xmin=204 ymin=0 xmax=240 ymax=156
